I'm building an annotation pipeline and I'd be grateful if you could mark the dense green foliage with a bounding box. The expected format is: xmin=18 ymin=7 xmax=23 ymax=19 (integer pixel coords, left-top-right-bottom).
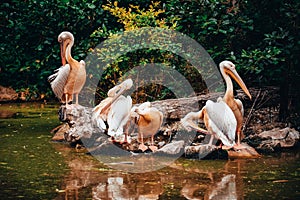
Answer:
xmin=0 ymin=0 xmax=299 ymax=111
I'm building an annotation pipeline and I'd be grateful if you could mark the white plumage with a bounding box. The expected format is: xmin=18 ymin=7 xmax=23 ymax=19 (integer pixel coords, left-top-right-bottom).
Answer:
xmin=205 ymin=99 xmax=236 ymax=147
xmin=48 ymin=64 xmax=70 ymax=102
xmin=107 ymin=95 xmax=132 ymax=138
xmin=92 ymin=79 xmax=133 ymax=143
xmin=181 ymin=98 xmax=237 ymax=148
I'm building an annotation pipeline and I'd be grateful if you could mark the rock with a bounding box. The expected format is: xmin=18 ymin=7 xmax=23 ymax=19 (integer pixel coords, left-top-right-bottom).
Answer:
xmin=63 ymin=105 xmax=101 ymax=143
xmin=88 ymin=140 xmax=133 ymax=156
xmin=51 ymin=105 xmax=105 ymax=144
xmin=248 ymin=127 xmax=300 ymax=152
xmin=184 ymin=144 xmax=228 ymax=159
xmin=185 ymin=144 xmax=213 ymax=156
xmin=51 ymin=123 xmax=70 ymax=141
xmin=157 ymin=140 xmax=185 ymax=155
xmin=184 ymin=143 xmax=261 ymax=159
xmin=227 ymin=143 xmax=261 ymax=159
xmin=0 ymin=85 xmax=18 ymax=102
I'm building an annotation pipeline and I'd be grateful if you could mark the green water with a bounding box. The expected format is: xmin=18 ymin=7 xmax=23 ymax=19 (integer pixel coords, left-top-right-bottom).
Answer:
xmin=0 ymin=103 xmax=299 ymax=199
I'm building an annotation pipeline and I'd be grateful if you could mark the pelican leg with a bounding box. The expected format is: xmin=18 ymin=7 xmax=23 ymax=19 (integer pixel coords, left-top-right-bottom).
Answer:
xmin=122 ymin=120 xmax=130 ymax=144
xmin=222 ymin=145 xmax=233 ymax=150
xmin=149 ymin=135 xmax=158 ymax=152
xmin=65 ymin=94 xmax=71 ymax=109
xmin=221 ymin=135 xmax=235 ymax=149
xmin=75 ymin=93 xmax=79 ymax=105
xmin=221 ymin=132 xmax=235 ymax=150
xmin=138 ymin=133 xmax=148 ymax=152
xmin=208 ymin=134 xmax=214 ymax=146
xmin=233 ymin=131 xmax=247 ymax=150
xmin=74 ymin=93 xmax=81 ymax=108
xmin=237 ymin=131 xmax=241 ymax=145
xmin=123 ymin=133 xmax=128 ymax=144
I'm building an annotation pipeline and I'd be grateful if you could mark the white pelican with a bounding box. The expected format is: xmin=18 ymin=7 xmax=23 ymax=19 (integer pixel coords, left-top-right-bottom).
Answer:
xmin=181 ymin=97 xmax=237 ymax=148
xmin=92 ymin=79 xmax=133 ymax=143
xmin=219 ymin=61 xmax=252 ymax=148
xmin=131 ymin=102 xmax=163 ymax=152
xmin=48 ymin=31 xmax=86 ymax=109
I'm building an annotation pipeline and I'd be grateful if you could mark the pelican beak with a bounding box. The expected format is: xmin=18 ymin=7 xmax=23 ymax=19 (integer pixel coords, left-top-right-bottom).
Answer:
xmin=225 ymin=68 xmax=252 ymax=100
xmin=100 ymin=79 xmax=133 ymax=114
xmin=100 ymin=82 xmax=131 ymax=114
xmin=59 ymin=40 xmax=66 ymax=66
xmin=122 ymin=79 xmax=133 ymax=90
xmin=112 ymin=85 xmax=127 ymax=101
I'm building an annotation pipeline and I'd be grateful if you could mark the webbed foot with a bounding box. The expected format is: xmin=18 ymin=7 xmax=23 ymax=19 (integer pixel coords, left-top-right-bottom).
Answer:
xmin=233 ymin=143 xmax=247 ymax=150
xmin=138 ymin=144 xmax=148 ymax=152
xmin=222 ymin=145 xmax=234 ymax=150
xmin=149 ymin=145 xmax=158 ymax=152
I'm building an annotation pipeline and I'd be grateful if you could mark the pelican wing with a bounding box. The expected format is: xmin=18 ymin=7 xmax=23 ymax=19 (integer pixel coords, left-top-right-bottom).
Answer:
xmin=107 ymin=95 xmax=132 ymax=137
xmin=206 ymin=100 xmax=237 ymax=146
xmin=93 ymin=116 xmax=107 ymax=131
xmin=48 ymin=64 xmax=70 ymax=100
xmin=92 ymin=97 xmax=113 ymax=130
xmin=134 ymin=106 xmax=163 ymax=137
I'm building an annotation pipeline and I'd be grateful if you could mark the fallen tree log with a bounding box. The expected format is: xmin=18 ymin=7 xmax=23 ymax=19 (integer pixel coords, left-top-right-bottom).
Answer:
xmin=149 ymin=86 xmax=280 ymax=120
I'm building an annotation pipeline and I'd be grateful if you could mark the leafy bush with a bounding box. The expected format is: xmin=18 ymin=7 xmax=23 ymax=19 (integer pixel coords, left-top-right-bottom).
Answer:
xmin=0 ymin=0 xmax=117 ymax=100
xmin=90 ymin=1 xmax=196 ymax=103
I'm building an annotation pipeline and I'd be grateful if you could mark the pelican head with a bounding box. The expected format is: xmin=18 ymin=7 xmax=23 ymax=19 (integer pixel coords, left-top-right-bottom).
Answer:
xmin=58 ymin=31 xmax=74 ymax=66
xmin=219 ymin=61 xmax=252 ymax=100
xmin=120 ymin=79 xmax=133 ymax=90
xmin=107 ymin=79 xmax=133 ymax=97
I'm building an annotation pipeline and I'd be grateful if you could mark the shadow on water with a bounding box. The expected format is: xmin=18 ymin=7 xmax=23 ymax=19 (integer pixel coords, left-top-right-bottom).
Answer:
xmin=0 ymin=103 xmax=299 ymax=199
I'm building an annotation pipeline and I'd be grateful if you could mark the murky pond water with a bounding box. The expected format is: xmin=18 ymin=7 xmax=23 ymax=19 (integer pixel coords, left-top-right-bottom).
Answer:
xmin=0 ymin=103 xmax=299 ymax=199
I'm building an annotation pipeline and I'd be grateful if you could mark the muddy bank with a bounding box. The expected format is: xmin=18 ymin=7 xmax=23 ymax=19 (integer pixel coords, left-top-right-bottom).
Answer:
xmin=0 ymin=85 xmax=48 ymax=102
